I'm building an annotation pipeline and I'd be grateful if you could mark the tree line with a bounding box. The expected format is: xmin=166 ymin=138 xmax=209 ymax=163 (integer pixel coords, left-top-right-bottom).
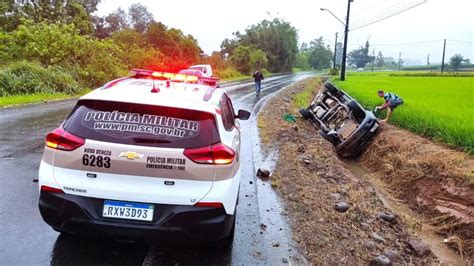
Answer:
xmin=0 ymin=0 xmax=336 ymax=97
xmin=342 ymin=40 xmax=472 ymax=71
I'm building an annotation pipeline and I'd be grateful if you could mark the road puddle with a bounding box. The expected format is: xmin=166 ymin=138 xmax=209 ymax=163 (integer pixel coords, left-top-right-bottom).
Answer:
xmin=344 ymin=161 xmax=467 ymax=265
xmin=250 ymin=90 xmax=309 ymax=265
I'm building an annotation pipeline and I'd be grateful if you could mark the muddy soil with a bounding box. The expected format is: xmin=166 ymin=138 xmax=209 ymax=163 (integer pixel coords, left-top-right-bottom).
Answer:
xmin=257 ymin=78 xmax=438 ymax=264
xmin=359 ymin=122 xmax=474 ymax=259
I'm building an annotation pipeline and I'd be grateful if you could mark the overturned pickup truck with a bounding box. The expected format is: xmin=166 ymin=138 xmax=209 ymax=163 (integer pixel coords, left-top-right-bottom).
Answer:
xmin=299 ymin=82 xmax=379 ymax=158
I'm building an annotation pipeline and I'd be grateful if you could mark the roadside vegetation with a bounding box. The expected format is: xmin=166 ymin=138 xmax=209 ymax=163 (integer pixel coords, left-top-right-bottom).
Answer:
xmin=333 ymin=72 xmax=474 ymax=153
xmin=0 ymin=1 xmax=333 ymax=107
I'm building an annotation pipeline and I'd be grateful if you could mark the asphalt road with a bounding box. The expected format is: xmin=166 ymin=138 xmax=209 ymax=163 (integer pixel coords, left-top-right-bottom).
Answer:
xmin=0 ymin=73 xmax=313 ymax=265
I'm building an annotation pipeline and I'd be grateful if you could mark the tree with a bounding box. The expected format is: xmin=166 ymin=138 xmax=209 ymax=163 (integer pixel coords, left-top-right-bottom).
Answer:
xmin=375 ymin=51 xmax=385 ymax=68
xmin=249 ymin=49 xmax=268 ymax=70
xmin=75 ymin=0 xmax=101 ymax=14
xmin=307 ymin=37 xmax=333 ymax=70
xmin=65 ymin=2 xmax=94 ymax=35
xmin=220 ymin=38 xmax=239 ymax=58
xmin=226 ymin=18 xmax=298 ymax=72
xmin=128 ymin=3 xmax=154 ymax=33
xmin=203 ymin=51 xmax=228 ymax=70
xmin=229 ymin=45 xmax=267 ymax=74
xmin=449 ymin=54 xmax=469 ymax=70
xmin=348 ymin=41 xmax=373 ymax=68
xmin=1 ymin=0 xmax=96 ymax=34
xmin=0 ymin=0 xmax=21 ymax=31
xmin=105 ymin=8 xmax=128 ymax=33
xmin=92 ymin=16 xmax=109 ymax=39
xmin=294 ymin=53 xmax=311 ymax=70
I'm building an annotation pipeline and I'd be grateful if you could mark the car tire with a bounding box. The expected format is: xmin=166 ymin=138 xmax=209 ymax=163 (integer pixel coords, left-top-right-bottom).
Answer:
xmin=319 ymin=130 xmax=340 ymax=146
xmin=323 ymin=82 xmax=340 ymax=95
xmin=347 ymin=100 xmax=366 ymax=123
xmin=299 ymin=108 xmax=311 ymax=120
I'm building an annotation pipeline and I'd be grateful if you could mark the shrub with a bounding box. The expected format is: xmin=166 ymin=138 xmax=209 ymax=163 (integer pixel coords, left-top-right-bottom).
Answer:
xmin=215 ymin=66 xmax=242 ymax=79
xmin=0 ymin=61 xmax=81 ymax=96
xmin=0 ymin=20 xmax=129 ymax=88
xmin=328 ymin=68 xmax=339 ymax=76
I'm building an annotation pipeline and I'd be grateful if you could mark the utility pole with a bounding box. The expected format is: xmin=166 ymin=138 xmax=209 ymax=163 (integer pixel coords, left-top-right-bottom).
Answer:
xmin=398 ymin=52 xmax=401 ymax=71
xmin=441 ymin=39 xmax=446 ymax=73
xmin=340 ymin=0 xmax=353 ymax=81
xmin=371 ymin=49 xmax=375 ymax=72
xmin=333 ymin=32 xmax=338 ymax=69
xmin=427 ymin=53 xmax=430 ymax=65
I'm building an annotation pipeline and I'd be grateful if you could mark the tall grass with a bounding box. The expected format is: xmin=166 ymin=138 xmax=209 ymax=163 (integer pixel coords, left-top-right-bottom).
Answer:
xmin=0 ymin=61 xmax=82 ymax=97
xmin=333 ymin=73 xmax=474 ymax=153
xmin=293 ymin=78 xmax=320 ymax=109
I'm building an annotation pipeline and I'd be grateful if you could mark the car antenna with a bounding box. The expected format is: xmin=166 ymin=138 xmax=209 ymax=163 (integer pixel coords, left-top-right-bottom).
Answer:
xmin=151 ymin=77 xmax=159 ymax=93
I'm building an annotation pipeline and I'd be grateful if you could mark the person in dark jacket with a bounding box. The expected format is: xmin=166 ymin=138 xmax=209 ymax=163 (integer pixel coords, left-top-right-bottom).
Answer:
xmin=252 ymin=70 xmax=264 ymax=96
xmin=375 ymin=90 xmax=404 ymax=122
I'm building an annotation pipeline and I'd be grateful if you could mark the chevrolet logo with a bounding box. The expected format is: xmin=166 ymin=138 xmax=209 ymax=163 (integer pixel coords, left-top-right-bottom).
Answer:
xmin=119 ymin=151 xmax=144 ymax=160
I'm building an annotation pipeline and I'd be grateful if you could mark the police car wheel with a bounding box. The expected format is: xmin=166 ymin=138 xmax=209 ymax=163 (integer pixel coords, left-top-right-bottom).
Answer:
xmin=219 ymin=213 xmax=236 ymax=247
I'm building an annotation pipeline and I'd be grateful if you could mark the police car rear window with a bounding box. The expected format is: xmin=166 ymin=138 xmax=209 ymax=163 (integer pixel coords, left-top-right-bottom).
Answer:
xmin=63 ymin=100 xmax=220 ymax=148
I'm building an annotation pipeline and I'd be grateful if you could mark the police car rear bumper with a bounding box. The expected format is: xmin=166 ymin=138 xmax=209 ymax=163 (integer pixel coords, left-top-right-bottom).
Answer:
xmin=38 ymin=191 xmax=234 ymax=242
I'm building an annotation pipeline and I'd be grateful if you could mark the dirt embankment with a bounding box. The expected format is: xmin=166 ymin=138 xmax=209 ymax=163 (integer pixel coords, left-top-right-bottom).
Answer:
xmin=257 ymin=78 xmax=438 ymax=264
xmin=359 ymin=123 xmax=474 ymax=258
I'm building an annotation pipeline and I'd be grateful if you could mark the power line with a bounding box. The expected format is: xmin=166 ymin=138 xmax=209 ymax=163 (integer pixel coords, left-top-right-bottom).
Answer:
xmin=351 ymin=0 xmax=420 ymax=27
xmin=347 ymin=40 xmax=442 ymax=48
xmin=370 ymin=40 xmax=444 ymax=47
xmin=351 ymin=0 xmax=427 ymax=31
xmin=347 ymin=39 xmax=472 ymax=48
xmin=447 ymin=39 xmax=474 ymax=44
xmin=351 ymin=1 xmax=415 ymax=26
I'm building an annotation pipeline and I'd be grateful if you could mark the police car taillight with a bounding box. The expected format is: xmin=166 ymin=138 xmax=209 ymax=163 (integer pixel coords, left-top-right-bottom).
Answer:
xmin=46 ymin=127 xmax=85 ymax=151
xmin=40 ymin=185 xmax=64 ymax=193
xmin=183 ymin=143 xmax=235 ymax=165
xmin=194 ymin=202 xmax=224 ymax=208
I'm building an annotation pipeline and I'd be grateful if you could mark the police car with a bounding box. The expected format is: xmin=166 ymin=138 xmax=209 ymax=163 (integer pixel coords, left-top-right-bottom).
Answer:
xmin=38 ymin=69 xmax=250 ymax=244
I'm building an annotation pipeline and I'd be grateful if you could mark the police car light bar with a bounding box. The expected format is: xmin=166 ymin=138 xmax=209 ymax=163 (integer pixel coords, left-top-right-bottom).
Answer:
xmin=131 ymin=69 xmax=219 ymax=85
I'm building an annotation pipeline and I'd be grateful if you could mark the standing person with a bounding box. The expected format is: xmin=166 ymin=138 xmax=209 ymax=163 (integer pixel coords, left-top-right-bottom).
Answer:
xmin=375 ymin=90 xmax=404 ymax=122
xmin=252 ymin=69 xmax=264 ymax=97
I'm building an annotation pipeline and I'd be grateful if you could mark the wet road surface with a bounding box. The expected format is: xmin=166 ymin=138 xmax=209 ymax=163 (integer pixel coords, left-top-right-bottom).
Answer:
xmin=0 ymin=73 xmax=313 ymax=265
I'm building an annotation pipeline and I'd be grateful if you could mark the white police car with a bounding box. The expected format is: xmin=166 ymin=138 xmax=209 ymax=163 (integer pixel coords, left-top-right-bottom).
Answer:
xmin=38 ymin=69 xmax=250 ymax=244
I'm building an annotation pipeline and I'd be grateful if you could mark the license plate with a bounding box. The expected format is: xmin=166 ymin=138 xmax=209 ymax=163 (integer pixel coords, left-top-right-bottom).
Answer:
xmin=102 ymin=200 xmax=154 ymax=221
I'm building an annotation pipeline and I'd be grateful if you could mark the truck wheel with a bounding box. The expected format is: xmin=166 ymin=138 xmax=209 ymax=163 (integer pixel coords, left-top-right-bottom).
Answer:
xmin=323 ymin=82 xmax=340 ymax=95
xmin=299 ymin=108 xmax=311 ymax=120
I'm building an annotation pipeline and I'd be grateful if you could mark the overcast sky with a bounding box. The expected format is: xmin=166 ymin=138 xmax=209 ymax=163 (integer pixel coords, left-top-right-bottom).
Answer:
xmin=96 ymin=0 xmax=474 ymax=65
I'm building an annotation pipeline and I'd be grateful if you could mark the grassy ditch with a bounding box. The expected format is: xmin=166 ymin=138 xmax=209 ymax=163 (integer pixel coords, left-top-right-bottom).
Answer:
xmin=332 ymin=72 xmax=474 ymax=153
xmin=257 ymin=77 xmax=438 ymax=264
xmin=292 ymin=80 xmax=317 ymax=109
xmin=359 ymin=123 xmax=474 ymax=259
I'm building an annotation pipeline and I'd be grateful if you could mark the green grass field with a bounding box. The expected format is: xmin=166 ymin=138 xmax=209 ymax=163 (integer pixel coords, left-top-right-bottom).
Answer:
xmin=333 ymin=72 xmax=474 ymax=153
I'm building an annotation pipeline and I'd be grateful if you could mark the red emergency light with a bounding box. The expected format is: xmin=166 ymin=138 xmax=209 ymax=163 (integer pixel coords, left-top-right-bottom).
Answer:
xmin=131 ymin=69 xmax=219 ymax=86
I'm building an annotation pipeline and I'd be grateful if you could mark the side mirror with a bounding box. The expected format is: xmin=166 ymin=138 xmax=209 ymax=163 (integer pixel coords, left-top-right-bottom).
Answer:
xmin=236 ymin=110 xmax=251 ymax=120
